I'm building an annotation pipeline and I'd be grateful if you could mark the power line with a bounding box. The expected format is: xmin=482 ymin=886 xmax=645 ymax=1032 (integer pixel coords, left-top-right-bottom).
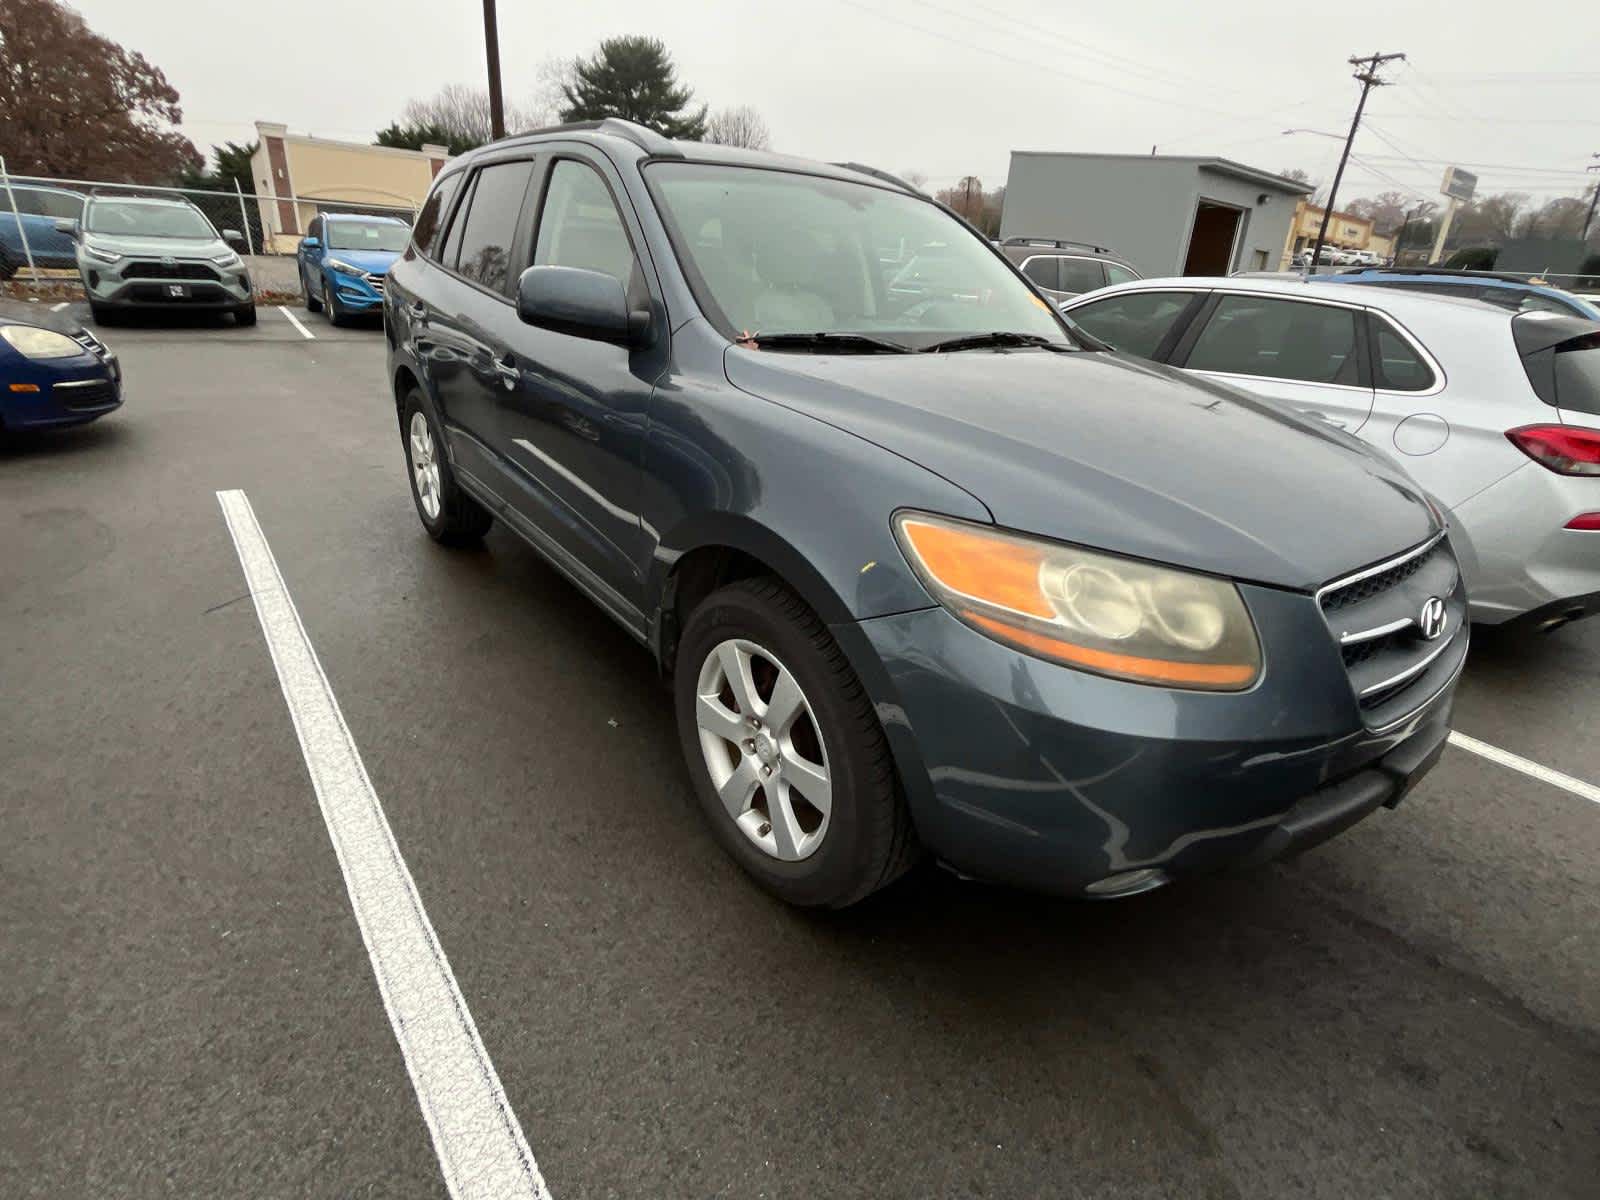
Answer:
xmin=1310 ymin=51 xmax=1406 ymax=268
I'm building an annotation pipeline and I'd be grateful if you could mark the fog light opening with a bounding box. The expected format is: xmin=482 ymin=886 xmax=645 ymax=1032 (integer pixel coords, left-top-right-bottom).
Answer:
xmin=1084 ymin=868 xmax=1169 ymax=898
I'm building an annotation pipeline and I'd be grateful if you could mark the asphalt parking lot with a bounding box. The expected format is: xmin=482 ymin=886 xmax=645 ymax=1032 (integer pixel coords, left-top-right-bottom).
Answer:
xmin=3 ymin=300 xmax=1599 ymax=1199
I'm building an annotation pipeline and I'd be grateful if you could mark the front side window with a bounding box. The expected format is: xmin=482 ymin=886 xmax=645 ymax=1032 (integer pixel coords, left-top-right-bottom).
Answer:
xmin=86 ymin=201 xmax=215 ymax=239
xmin=1371 ymin=318 xmax=1435 ymax=391
xmin=1058 ymin=258 xmax=1107 ymax=294
xmin=1187 ymin=295 xmax=1359 ymax=385
xmin=647 ymin=162 xmax=1067 ymax=348
xmin=412 ymin=172 xmax=461 ymax=259
xmin=1066 ymin=291 xmax=1198 ymax=359
xmin=533 ymin=160 xmax=643 ymax=303
xmin=8 ymin=187 xmax=81 ymax=219
xmin=328 ymin=221 xmax=410 ymax=252
xmin=452 ymin=160 xmax=534 ymax=294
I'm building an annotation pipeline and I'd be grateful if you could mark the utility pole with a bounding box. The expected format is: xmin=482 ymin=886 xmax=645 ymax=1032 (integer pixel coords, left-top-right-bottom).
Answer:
xmin=964 ymin=176 xmax=974 ymax=221
xmin=482 ymin=0 xmax=506 ymax=140
xmin=1581 ymin=153 xmax=1600 ymax=244
xmin=1309 ymin=51 xmax=1406 ymax=273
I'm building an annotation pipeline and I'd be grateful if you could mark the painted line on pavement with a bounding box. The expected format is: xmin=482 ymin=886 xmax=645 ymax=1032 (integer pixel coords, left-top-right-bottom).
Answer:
xmin=1449 ymin=731 xmax=1600 ymax=807
xmin=277 ymin=305 xmax=316 ymax=339
xmin=215 ymin=489 xmax=549 ymax=1200
xmin=50 ymin=301 xmax=69 ymax=311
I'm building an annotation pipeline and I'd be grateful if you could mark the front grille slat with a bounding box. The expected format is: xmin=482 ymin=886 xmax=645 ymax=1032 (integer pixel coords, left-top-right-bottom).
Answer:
xmin=1317 ymin=534 xmax=1465 ymax=727
xmin=123 ymin=260 xmax=219 ymax=281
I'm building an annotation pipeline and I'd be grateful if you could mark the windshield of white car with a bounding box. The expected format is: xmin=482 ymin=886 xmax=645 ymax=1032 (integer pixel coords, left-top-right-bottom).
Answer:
xmin=86 ymin=201 xmax=215 ymax=240
xmin=326 ymin=221 xmax=410 ymax=252
xmin=645 ymin=162 xmax=1074 ymax=351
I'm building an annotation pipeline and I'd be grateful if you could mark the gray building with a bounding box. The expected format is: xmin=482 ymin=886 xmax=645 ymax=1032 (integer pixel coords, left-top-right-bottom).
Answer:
xmin=1001 ymin=153 xmax=1312 ymax=279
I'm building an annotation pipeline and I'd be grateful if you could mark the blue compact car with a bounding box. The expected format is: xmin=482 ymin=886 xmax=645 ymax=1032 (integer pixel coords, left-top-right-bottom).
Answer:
xmin=0 ymin=184 xmax=86 ymax=278
xmin=297 ymin=213 xmax=409 ymax=324
xmin=0 ymin=309 xmax=121 ymax=432
xmin=1314 ymin=267 xmax=1600 ymax=320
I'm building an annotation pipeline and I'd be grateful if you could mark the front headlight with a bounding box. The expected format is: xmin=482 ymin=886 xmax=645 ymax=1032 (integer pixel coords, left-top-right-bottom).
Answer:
xmin=211 ymin=250 xmax=241 ymax=267
xmin=0 ymin=325 xmax=85 ymax=360
xmin=81 ymin=243 xmax=121 ymax=265
xmin=894 ymin=512 xmax=1262 ymax=690
xmin=325 ymin=257 xmax=364 ymax=277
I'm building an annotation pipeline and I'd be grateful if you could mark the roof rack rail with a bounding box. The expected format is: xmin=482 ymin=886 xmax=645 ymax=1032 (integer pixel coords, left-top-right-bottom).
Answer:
xmin=1341 ymin=265 xmax=1559 ymax=287
xmin=830 ymin=162 xmax=924 ymax=194
xmin=496 ymin=118 xmax=683 ymax=158
xmin=1001 ymin=235 xmax=1113 ymax=254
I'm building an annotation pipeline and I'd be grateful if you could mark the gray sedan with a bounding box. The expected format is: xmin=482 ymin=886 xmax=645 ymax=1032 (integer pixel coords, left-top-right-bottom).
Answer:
xmin=1063 ymin=276 xmax=1600 ymax=630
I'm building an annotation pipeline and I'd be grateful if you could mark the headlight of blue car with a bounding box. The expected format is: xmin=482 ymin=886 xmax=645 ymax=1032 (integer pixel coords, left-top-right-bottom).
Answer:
xmin=325 ymin=258 xmax=365 ymax=278
xmin=0 ymin=325 xmax=85 ymax=360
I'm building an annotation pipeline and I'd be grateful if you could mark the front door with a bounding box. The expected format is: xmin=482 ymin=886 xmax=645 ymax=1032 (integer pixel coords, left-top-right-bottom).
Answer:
xmin=493 ymin=151 xmax=666 ymax=618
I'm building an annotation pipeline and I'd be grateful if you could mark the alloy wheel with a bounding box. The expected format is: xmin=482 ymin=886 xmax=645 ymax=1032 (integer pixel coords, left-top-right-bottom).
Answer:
xmin=695 ymin=638 xmax=832 ymax=861
xmin=409 ymin=410 xmax=441 ymax=520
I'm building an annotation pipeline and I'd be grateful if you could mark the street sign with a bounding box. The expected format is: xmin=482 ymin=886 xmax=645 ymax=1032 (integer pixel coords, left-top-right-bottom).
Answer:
xmin=1441 ymin=167 xmax=1477 ymax=202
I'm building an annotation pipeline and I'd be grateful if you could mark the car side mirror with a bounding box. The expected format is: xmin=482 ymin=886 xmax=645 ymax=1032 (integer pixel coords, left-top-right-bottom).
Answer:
xmin=301 ymin=235 xmax=320 ymax=250
xmin=54 ymin=218 xmax=80 ymax=239
xmin=515 ymin=265 xmax=647 ymax=346
xmin=223 ymin=229 xmax=244 ymax=247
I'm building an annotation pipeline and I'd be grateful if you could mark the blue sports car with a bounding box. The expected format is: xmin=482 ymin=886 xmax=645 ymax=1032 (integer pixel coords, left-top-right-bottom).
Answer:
xmin=0 ymin=308 xmax=122 ymax=432
xmin=296 ymin=212 xmax=410 ymax=325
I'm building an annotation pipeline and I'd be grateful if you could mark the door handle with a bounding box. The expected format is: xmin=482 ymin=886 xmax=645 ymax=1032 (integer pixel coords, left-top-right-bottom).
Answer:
xmin=493 ymin=352 xmax=520 ymax=389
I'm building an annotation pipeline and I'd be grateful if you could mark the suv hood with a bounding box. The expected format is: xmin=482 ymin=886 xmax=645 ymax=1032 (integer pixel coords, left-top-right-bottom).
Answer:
xmin=83 ymin=233 xmax=229 ymax=260
xmin=724 ymin=347 xmax=1437 ymax=591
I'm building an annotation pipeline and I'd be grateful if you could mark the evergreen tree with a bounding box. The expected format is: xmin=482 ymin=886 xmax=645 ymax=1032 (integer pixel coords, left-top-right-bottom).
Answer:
xmin=559 ymin=36 xmax=707 ymax=141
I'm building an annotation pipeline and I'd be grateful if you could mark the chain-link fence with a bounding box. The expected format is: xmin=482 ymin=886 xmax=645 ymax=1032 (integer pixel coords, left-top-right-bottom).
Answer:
xmin=0 ymin=164 xmax=416 ymax=287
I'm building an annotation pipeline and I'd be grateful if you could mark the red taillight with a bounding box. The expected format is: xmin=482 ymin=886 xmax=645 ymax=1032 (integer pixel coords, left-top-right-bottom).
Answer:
xmin=1567 ymin=512 xmax=1600 ymax=530
xmin=1506 ymin=425 xmax=1600 ymax=476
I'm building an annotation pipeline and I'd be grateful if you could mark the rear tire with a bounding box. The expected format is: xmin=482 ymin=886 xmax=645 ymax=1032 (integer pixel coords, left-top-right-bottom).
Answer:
xmin=303 ymin=267 xmax=322 ymax=313
xmin=234 ymin=304 xmax=257 ymax=327
xmin=401 ymin=389 xmax=492 ymax=545
xmin=674 ymin=577 xmax=919 ymax=908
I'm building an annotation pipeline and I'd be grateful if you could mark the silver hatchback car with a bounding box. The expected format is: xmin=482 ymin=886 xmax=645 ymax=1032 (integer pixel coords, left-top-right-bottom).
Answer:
xmin=1063 ymin=276 xmax=1600 ymax=631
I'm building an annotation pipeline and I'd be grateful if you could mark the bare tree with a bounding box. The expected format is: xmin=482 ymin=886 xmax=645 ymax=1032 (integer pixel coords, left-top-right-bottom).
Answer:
xmin=900 ymin=169 xmax=929 ymax=192
xmin=703 ymin=105 xmax=770 ymax=149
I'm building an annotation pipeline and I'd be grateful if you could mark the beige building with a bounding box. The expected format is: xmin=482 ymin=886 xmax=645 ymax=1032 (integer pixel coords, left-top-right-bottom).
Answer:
xmin=1281 ymin=199 xmax=1389 ymax=264
xmin=250 ymin=122 xmax=450 ymax=252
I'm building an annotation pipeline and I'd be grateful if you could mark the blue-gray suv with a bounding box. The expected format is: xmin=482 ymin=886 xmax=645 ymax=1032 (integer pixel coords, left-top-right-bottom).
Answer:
xmin=385 ymin=120 xmax=1467 ymax=907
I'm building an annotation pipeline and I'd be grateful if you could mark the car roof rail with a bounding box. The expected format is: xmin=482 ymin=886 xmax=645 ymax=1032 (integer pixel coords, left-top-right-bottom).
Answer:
xmin=830 ymin=162 xmax=924 ymax=194
xmin=502 ymin=118 xmax=684 ymax=158
xmin=1346 ymin=265 xmax=1555 ymax=287
xmin=1000 ymin=235 xmax=1114 ymax=255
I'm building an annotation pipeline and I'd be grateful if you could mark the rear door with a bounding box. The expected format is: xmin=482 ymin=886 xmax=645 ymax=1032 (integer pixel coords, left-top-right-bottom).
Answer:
xmin=493 ymin=150 xmax=666 ymax=620
xmin=1172 ymin=292 xmax=1376 ymax=433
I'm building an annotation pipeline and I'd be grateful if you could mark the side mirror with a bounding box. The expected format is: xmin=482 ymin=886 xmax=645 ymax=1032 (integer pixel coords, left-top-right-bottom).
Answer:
xmin=54 ymin=218 xmax=80 ymax=239
xmin=223 ymin=229 xmax=244 ymax=247
xmin=301 ymin=235 xmax=320 ymax=250
xmin=515 ymin=265 xmax=647 ymax=345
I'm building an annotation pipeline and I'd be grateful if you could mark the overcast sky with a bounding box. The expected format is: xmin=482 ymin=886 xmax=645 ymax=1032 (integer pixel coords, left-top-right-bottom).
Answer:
xmin=71 ymin=0 xmax=1600 ymax=204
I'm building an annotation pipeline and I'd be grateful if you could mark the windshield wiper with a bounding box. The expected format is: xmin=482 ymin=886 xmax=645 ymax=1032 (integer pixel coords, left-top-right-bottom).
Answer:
xmin=740 ymin=331 xmax=913 ymax=354
xmin=922 ymin=331 xmax=1075 ymax=353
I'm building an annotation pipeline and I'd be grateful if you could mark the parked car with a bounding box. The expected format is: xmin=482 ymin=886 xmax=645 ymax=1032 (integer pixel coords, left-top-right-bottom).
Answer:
xmin=0 ymin=183 xmax=85 ymax=278
xmin=1318 ymin=267 xmax=1600 ymax=320
xmin=67 ymin=194 xmax=254 ymax=326
xmin=298 ymin=213 xmax=409 ymax=324
xmin=386 ymin=119 xmax=1462 ymax=908
xmin=0 ymin=307 xmax=121 ymax=432
xmin=997 ymin=236 xmax=1140 ymax=301
xmin=1063 ymin=276 xmax=1600 ymax=631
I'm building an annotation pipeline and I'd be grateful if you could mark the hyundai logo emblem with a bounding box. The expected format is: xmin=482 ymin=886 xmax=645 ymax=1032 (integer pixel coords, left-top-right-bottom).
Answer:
xmin=1418 ymin=596 xmax=1447 ymax=641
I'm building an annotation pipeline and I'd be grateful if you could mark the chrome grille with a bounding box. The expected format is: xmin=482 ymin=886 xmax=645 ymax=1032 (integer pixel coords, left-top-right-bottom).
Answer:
xmin=1317 ymin=533 xmax=1467 ymax=728
xmin=124 ymin=260 xmax=219 ymax=281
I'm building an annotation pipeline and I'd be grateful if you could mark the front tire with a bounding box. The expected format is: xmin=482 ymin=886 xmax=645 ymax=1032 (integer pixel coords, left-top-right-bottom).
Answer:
xmin=675 ymin=578 xmax=919 ymax=908
xmin=89 ymin=301 xmax=118 ymax=326
xmin=401 ymin=389 xmax=492 ymax=545
xmin=234 ymin=303 xmax=257 ymax=327
xmin=325 ymin=275 xmax=345 ymax=326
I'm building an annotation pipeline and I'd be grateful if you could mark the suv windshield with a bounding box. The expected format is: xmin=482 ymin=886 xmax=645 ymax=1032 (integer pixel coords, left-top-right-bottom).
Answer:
xmin=327 ymin=221 xmax=410 ymax=252
xmin=647 ymin=162 xmax=1069 ymax=349
xmin=86 ymin=201 xmax=214 ymax=240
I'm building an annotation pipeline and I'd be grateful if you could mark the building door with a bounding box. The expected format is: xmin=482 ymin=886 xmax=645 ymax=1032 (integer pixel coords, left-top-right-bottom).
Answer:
xmin=1182 ymin=201 xmax=1243 ymax=275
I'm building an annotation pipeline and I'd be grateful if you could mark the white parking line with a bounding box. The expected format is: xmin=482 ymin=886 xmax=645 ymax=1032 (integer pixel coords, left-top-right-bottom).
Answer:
xmin=50 ymin=301 xmax=69 ymax=311
xmin=1449 ymin=731 xmax=1600 ymax=807
xmin=215 ymin=490 xmax=549 ymax=1200
xmin=277 ymin=305 xmax=316 ymax=339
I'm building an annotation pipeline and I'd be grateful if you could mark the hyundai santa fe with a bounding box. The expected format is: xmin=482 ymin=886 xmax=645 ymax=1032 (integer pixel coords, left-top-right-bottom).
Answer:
xmin=384 ymin=119 xmax=1466 ymax=908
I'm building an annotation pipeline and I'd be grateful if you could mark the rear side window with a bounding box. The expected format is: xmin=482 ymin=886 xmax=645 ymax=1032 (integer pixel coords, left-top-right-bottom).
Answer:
xmin=453 ymin=160 xmax=535 ymax=294
xmin=1552 ymin=333 xmax=1600 ymax=416
xmin=1186 ymin=295 xmax=1359 ymax=385
xmin=1058 ymin=257 xmax=1107 ymax=294
xmin=1020 ymin=257 xmax=1058 ymax=291
xmin=439 ymin=173 xmax=475 ymax=268
xmin=411 ymin=172 xmax=461 ymax=259
xmin=1067 ymin=291 xmax=1198 ymax=359
xmin=1371 ymin=317 xmax=1435 ymax=391
xmin=1104 ymin=262 xmax=1139 ymax=286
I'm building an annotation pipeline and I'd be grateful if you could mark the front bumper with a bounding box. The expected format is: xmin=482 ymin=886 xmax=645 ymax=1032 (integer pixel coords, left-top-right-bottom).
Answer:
xmin=83 ymin=259 xmax=251 ymax=310
xmin=327 ymin=269 xmax=385 ymax=310
xmin=1 ymin=357 xmax=122 ymax=430
xmin=846 ymin=583 xmax=1463 ymax=897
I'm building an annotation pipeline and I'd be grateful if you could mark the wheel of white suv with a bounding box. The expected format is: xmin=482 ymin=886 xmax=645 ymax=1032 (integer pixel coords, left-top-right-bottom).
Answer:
xmin=401 ymin=389 xmax=493 ymax=545
xmin=674 ymin=577 xmax=919 ymax=908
